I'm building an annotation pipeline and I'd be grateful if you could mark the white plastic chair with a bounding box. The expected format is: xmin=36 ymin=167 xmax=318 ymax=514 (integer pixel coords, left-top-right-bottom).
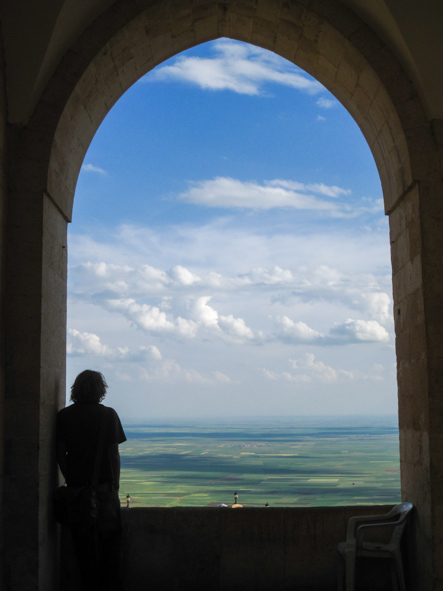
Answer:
xmin=337 ymin=502 xmax=413 ymax=591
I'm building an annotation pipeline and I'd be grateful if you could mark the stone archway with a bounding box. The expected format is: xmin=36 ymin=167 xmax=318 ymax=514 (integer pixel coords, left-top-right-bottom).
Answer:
xmin=4 ymin=0 xmax=442 ymax=589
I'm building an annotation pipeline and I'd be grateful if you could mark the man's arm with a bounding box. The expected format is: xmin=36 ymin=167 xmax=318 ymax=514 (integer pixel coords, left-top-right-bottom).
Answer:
xmin=109 ymin=443 xmax=121 ymax=490
xmin=56 ymin=441 xmax=68 ymax=481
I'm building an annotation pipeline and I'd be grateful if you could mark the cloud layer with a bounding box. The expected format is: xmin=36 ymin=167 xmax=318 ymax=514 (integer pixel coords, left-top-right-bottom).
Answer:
xmin=68 ymin=206 xmax=394 ymax=416
xmin=68 ymin=208 xmax=395 ymax=416
xmin=178 ymin=177 xmax=382 ymax=218
xmin=150 ymin=40 xmax=323 ymax=96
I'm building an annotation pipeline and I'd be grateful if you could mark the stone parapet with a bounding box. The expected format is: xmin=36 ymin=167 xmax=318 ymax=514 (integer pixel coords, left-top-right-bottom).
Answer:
xmin=61 ymin=505 xmax=400 ymax=591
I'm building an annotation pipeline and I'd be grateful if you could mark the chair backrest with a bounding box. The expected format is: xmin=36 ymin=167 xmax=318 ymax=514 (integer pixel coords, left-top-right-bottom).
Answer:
xmin=385 ymin=503 xmax=414 ymax=546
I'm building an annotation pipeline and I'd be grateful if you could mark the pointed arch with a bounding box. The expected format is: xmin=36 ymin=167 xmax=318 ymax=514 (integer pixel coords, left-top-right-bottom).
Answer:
xmin=5 ymin=1 xmax=442 ymax=588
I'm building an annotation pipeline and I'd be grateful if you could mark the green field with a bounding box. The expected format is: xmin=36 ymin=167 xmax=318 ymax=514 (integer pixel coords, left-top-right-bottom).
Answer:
xmin=119 ymin=416 xmax=401 ymax=507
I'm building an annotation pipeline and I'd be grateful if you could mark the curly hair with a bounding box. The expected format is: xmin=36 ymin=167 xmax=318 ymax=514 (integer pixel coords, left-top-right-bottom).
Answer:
xmin=70 ymin=370 xmax=108 ymax=404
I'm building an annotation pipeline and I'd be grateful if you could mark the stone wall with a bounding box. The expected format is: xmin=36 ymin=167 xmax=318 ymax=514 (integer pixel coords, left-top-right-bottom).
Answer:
xmin=60 ymin=505 xmax=404 ymax=591
xmin=0 ymin=30 xmax=7 ymax=589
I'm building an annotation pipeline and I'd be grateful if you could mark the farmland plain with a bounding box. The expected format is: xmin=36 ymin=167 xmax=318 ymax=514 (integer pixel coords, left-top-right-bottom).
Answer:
xmin=119 ymin=416 xmax=400 ymax=507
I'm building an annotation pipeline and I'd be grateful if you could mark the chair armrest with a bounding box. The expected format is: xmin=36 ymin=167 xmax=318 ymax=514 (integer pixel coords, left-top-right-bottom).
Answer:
xmin=355 ymin=521 xmax=394 ymax=547
xmin=345 ymin=513 xmax=391 ymax=542
xmin=345 ymin=504 xmax=413 ymax=546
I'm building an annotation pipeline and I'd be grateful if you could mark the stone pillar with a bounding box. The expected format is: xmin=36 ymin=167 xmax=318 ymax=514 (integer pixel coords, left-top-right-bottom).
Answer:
xmin=0 ymin=37 xmax=7 ymax=591
xmin=390 ymin=178 xmax=443 ymax=590
xmin=3 ymin=182 xmax=67 ymax=589
xmin=420 ymin=178 xmax=443 ymax=591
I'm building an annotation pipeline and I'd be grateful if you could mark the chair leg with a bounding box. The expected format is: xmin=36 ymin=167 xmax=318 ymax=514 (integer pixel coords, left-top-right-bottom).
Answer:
xmin=393 ymin=554 xmax=406 ymax=591
xmin=389 ymin=561 xmax=399 ymax=591
xmin=343 ymin=551 xmax=356 ymax=591
xmin=337 ymin=553 xmax=344 ymax=591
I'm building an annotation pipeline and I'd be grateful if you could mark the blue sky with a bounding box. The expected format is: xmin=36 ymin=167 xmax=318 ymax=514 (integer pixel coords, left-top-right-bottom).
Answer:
xmin=67 ymin=39 xmax=397 ymax=420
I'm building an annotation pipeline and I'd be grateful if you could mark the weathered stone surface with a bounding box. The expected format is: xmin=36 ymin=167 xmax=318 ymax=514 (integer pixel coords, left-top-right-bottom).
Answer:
xmin=60 ymin=506 xmax=396 ymax=590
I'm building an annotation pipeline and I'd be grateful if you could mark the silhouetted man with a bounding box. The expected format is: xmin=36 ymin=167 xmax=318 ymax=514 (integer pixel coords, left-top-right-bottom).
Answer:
xmin=56 ymin=370 xmax=126 ymax=591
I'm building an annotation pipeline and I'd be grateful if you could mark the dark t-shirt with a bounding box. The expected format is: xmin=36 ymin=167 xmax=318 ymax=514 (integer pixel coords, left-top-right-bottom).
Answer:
xmin=56 ymin=403 xmax=126 ymax=486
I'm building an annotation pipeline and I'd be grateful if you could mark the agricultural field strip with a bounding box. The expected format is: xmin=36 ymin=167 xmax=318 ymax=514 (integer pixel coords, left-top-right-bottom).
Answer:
xmin=119 ymin=420 xmax=400 ymax=507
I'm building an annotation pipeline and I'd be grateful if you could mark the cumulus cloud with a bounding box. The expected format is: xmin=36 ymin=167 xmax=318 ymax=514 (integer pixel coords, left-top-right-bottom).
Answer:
xmin=274 ymin=316 xmax=389 ymax=345
xmin=73 ymin=262 xmax=203 ymax=297
xmin=278 ymin=265 xmax=392 ymax=325
xmin=169 ymin=265 xmax=200 ymax=286
xmin=73 ymin=260 xmax=306 ymax=298
xmin=291 ymin=354 xmax=351 ymax=382
xmin=70 ymin=250 xmax=393 ymax=349
xmin=68 ymin=214 xmax=393 ymax=398
xmin=104 ymin=298 xmax=198 ymax=338
xmin=81 ymin=163 xmax=107 ymax=175
xmin=67 ymin=329 xmax=164 ymax=361
xmin=275 ymin=317 xmax=323 ymax=343
xmin=192 ymin=296 xmax=219 ymax=329
xmin=219 ymin=314 xmax=255 ymax=341
xmin=245 ymin=266 xmax=294 ymax=285
xmin=67 ymin=331 xmax=229 ymax=385
xmin=329 ymin=319 xmax=390 ymax=343
xmin=149 ymin=39 xmax=323 ymax=96
xmin=67 ymin=328 xmax=112 ymax=356
xmin=191 ymin=296 xmax=256 ymax=343
xmin=262 ymin=354 xmax=370 ymax=384
xmin=117 ymin=344 xmax=163 ymax=362
xmin=86 ymin=294 xmax=257 ymax=344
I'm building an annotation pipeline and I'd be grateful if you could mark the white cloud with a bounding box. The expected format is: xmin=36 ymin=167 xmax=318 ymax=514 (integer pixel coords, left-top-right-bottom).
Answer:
xmin=281 ymin=371 xmax=312 ymax=383
xmin=170 ymin=265 xmax=200 ymax=286
xmin=317 ymin=97 xmax=337 ymax=109
xmin=218 ymin=314 xmax=255 ymax=341
xmin=192 ymin=296 xmax=219 ymax=329
xmin=81 ymin=163 xmax=107 ymax=175
xmin=73 ymin=258 xmax=343 ymax=300
xmin=299 ymin=353 xmax=343 ymax=382
xmin=246 ymin=266 xmax=294 ymax=285
xmin=274 ymin=315 xmax=389 ymax=345
xmin=116 ymin=344 xmax=163 ymax=362
xmin=67 ymin=328 xmax=111 ymax=356
xmin=213 ymin=370 xmax=231 ymax=383
xmin=69 ymin=200 xmax=390 ymax=275
xmin=359 ymin=292 xmax=391 ymax=324
xmin=275 ymin=317 xmax=323 ymax=343
xmin=138 ymin=362 xmax=210 ymax=385
xmin=178 ymin=177 xmax=383 ymax=219
xmin=149 ymin=39 xmax=323 ymax=96
xmin=69 ymin=223 xmax=393 ymax=352
xmin=103 ymin=298 xmax=198 ymax=338
xmin=67 ymin=329 xmax=166 ymax=361
xmin=179 ymin=177 xmax=343 ymax=212
xmin=67 ymin=331 xmax=231 ymax=385
xmin=262 ymin=354 xmax=372 ymax=384
xmin=191 ymin=296 xmax=256 ymax=343
xmin=73 ymin=262 xmax=201 ymax=296
xmin=268 ymin=180 xmax=351 ymax=199
xmin=79 ymin=293 xmax=257 ymax=344
xmin=329 ymin=319 xmax=390 ymax=343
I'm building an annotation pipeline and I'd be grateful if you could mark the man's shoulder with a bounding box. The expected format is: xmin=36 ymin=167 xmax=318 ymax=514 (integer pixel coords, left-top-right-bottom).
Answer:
xmin=58 ymin=403 xmax=104 ymax=419
xmin=101 ymin=405 xmax=121 ymax=419
xmin=57 ymin=405 xmax=74 ymax=419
